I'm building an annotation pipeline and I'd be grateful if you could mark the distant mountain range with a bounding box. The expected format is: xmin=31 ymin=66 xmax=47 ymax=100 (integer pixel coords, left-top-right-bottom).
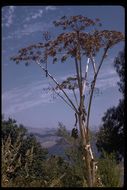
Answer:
xmin=26 ymin=126 xmax=100 ymax=158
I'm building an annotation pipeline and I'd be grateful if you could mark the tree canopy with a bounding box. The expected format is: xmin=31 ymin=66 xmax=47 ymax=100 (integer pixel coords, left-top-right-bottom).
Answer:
xmin=96 ymin=49 xmax=125 ymax=162
xmin=114 ymin=49 xmax=125 ymax=96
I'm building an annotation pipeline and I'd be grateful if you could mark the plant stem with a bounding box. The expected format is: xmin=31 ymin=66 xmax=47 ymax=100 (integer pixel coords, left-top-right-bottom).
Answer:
xmin=86 ymin=47 xmax=109 ymax=132
xmin=36 ymin=60 xmax=78 ymax=114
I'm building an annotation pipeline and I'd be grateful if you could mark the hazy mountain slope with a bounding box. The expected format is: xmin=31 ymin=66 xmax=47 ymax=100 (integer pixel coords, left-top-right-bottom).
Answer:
xmin=26 ymin=126 xmax=100 ymax=158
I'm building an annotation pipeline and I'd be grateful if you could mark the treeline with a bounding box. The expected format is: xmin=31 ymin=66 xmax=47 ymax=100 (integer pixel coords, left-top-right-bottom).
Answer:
xmin=2 ymin=117 xmax=122 ymax=187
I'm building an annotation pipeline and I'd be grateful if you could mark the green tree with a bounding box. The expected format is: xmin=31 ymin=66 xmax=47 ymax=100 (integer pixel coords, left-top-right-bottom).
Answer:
xmin=2 ymin=117 xmax=48 ymax=187
xmin=56 ymin=124 xmax=122 ymax=187
xmin=55 ymin=123 xmax=86 ymax=187
xmin=56 ymin=123 xmax=100 ymax=187
xmin=11 ymin=15 xmax=124 ymax=186
xmin=2 ymin=117 xmax=27 ymax=144
xmin=97 ymin=151 xmax=122 ymax=187
xmin=2 ymin=132 xmax=35 ymax=187
xmin=114 ymin=49 xmax=125 ymax=96
xmin=96 ymin=50 xmax=124 ymax=161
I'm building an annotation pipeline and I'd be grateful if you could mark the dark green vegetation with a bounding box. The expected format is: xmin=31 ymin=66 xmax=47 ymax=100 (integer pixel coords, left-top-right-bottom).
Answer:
xmin=96 ymin=49 xmax=124 ymax=162
xmin=2 ymin=117 xmax=123 ymax=187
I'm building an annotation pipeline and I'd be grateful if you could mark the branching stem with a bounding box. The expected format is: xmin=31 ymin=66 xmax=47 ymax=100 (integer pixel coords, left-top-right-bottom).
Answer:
xmin=36 ymin=60 xmax=78 ymax=114
xmin=86 ymin=47 xmax=109 ymax=132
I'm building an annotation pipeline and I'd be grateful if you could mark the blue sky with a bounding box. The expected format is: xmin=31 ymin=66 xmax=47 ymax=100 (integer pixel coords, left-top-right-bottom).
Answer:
xmin=2 ymin=6 xmax=124 ymax=131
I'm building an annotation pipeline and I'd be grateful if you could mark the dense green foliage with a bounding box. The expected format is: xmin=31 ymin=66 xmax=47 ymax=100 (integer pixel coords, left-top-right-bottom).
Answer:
xmin=114 ymin=49 xmax=125 ymax=96
xmin=1 ymin=117 xmax=85 ymax=187
xmin=97 ymin=152 xmax=122 ymax=187
xmin=56 ymin=122 xmax=88 ymax=186
xmin=56 ymin=123 xmax=122 ymax=187
xmin=96 ymin=50 xmax=124 ymax=162
xmin=2 ymin=117 xmax=123 ymax=187
xmin=2 ymin=117 xmax=48 ymax=187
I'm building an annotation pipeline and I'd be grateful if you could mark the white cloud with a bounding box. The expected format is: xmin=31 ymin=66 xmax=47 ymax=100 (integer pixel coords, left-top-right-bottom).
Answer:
xmin=45 ymin=6 xmax=57 ymax=11
xmin=32 ymin=10 xmax=43 ymax=19
xmin=2 ymin=35 xmax=13 ymax=40
xmin=58 ymin=61 xmax=119 ymax=92
xmin=25 ymin=9 xmax=43 ymax=21
xmin=2 ymin=60 xmax=120 ymax=116
xmin=2 ymin=7 xmax=52 ymax=41
xmin=21 ymin=22 xmax=50 ymax=34
xmin=9 ymin=6 xmax=15 ymax=12
xmin=97 ymin=65 xmax=117 ymax=79
xmin=96 ymin=76 xmax=119 ymax=90
xmin=2 ymin=80 xmax=53 ymax=114
xmin=94 ymin=62 xmax=119 ymax=91
xmin=3 ymin=21 xmax=52 ymax=40
xmin=3 ymin=6 xmax=15 ymax=28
